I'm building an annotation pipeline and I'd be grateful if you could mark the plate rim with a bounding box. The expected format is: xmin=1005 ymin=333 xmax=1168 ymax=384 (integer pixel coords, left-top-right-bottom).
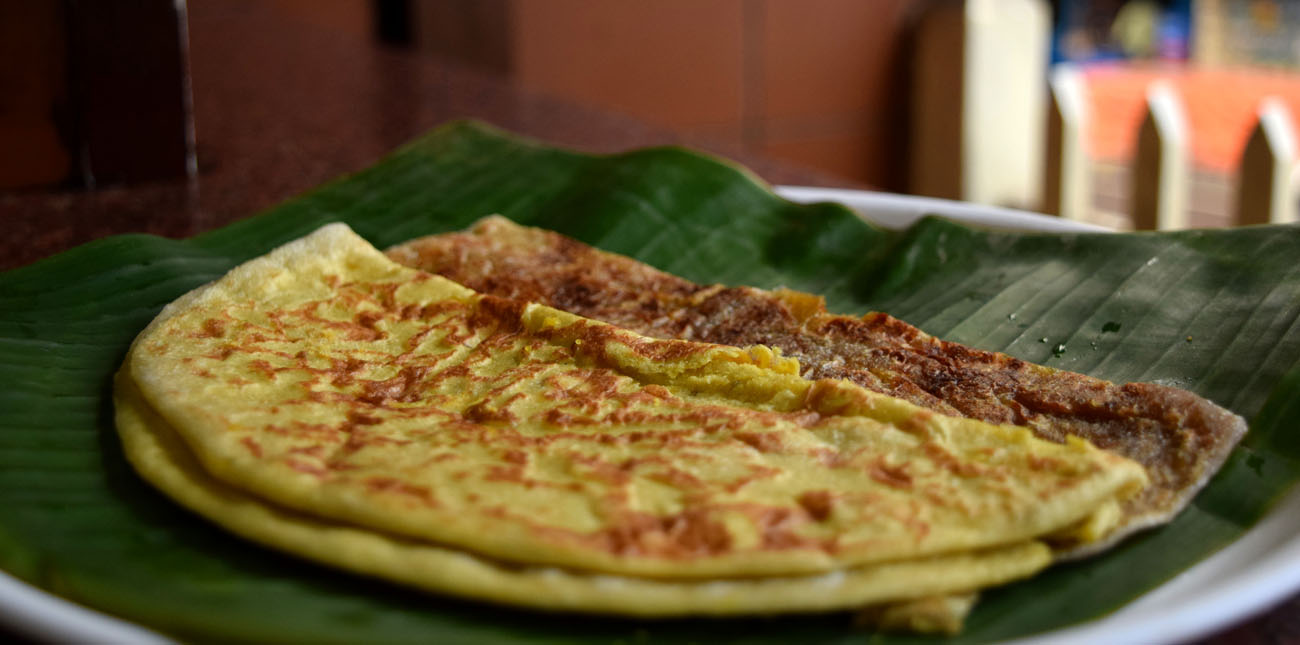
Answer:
xmin=772 ymin=185 xmax=1112 ymax=233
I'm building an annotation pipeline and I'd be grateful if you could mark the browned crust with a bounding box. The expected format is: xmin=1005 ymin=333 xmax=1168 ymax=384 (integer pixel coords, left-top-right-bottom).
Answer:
xmin=386 ymin=216 xmax=1248 ymax=554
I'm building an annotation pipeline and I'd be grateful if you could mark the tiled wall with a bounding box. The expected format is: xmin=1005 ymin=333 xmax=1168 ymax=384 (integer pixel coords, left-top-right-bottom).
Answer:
xmin=750 ymin=0 xmax=914 ymax=189
xmin=511 ymin=0 xmax=918 ymax=189
xmin=513 ymin=1 xmax=746 ymax=142
xmin=264 ymin=0 xmax=920 ymax=190
xmin=267 ymin=0 xmax=373 ymax=41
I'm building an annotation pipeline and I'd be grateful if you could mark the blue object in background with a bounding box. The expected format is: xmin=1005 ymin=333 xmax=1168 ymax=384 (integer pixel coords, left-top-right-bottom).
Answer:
xmin=1051 ymin=0 xmax=1192 ymax=64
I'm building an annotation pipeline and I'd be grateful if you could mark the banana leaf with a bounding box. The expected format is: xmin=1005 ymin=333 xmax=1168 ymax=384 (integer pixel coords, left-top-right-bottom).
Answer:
xmin=2 ymin=120 xmax=1298 ymax=644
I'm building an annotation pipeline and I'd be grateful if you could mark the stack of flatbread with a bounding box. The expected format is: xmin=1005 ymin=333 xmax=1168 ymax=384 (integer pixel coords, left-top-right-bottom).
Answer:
xmin=114 ymin=219 xmax=1245 ymax=634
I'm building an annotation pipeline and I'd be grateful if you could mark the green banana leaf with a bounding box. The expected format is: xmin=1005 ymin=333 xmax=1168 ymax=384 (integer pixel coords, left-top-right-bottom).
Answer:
xmin=2 ymin=120 xmax=1299 ymax=644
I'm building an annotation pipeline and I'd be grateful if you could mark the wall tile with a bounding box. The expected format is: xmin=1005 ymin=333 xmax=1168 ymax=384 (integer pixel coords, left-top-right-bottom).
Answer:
xmin=755 ymin=0 xmax=916 ymax=188
xmin=267 ymin=0 xmax=372 ymax=41
xmin=514 ymin=0 xmax=745 ymax=129
xmin=760 ymin=132 xmax=884 ymax=184
xmin=759 ymin=0 xmax=913 ymax=120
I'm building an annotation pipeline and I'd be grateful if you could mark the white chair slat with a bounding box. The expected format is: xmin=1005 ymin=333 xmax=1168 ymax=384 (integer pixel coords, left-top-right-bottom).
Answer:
xmin=1043 ymin=64 xmax=1090 ymax=221
xmin=1132 ymin=82 xmax=1190 ymax=231
xmin=1236 ymin=98 xmax=1298 ymax=226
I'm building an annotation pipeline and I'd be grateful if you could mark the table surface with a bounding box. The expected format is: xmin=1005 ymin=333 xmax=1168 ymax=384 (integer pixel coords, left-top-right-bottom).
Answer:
xmin=1 ymin=2 xmax=1296 ymax=643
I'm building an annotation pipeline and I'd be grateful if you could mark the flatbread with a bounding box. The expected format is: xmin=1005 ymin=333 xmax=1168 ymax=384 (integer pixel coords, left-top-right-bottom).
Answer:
xmin=115 ymin=369 xmax=1051 ymax=616
xmin=120 ymin=223 xmax=1144 ymax=600
xmin=387 ymin=216 xmax=1247 ymax=555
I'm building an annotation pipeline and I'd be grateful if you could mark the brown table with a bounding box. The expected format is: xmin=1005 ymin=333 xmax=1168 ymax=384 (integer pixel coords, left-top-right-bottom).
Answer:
xmin=1 ymin=2 xmax=1296 ymax=643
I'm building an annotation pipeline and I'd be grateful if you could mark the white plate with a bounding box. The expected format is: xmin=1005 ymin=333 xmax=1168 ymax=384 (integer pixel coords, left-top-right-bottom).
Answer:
xmin=1 ymin=187 xmax=1294 ymax=644
xmin=774 ymin=186 xmax=1111 ymax=233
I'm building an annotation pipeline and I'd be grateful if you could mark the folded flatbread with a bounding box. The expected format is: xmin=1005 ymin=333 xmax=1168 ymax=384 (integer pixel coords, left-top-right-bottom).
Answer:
xmin=116 ymin=223 xmax=1146 ymax=621
xmin=116 ymin=371 xmax=1052 ymax=617
xmin=387 ymin=216 xmax=1248 ymax=556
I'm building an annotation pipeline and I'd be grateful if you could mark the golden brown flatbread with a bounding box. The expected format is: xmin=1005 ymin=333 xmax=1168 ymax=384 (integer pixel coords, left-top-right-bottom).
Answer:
xmin=116 ymin=223 xmax=1145 ymax=623
xmin=388 ymin=216 xmax=1247 ymax=555
xmin=115 ymin=369 xmax=1052 ymax=617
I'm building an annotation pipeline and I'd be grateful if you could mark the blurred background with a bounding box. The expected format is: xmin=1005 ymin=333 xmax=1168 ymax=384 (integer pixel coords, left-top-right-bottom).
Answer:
xmin=5 ymin=0 xmax=1300 ymax=233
